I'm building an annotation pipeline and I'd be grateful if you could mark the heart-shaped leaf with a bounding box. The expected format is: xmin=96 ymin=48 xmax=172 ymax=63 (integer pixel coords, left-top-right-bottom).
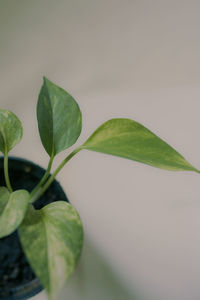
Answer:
xmin=37 ymin=77 xmax=82 ymax=157
xmin=0 ymin=187 xmax=30 ymax=238
xmin=82 ymin=118 xmax=198 ymax=172
xmin=19 ymin=201 xmax=83 ymax=300
xmin=0 ymin=109 xmax=23 ymax=154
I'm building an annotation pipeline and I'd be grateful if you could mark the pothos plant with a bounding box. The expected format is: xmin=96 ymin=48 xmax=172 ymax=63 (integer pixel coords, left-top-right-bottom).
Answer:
xmin=0 ymin=77 xmax=199 ymax=300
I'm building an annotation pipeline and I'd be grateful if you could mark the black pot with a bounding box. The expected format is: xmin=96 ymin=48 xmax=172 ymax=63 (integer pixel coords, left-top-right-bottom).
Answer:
xmin=0 ymin=157 xmax=69 ymax=300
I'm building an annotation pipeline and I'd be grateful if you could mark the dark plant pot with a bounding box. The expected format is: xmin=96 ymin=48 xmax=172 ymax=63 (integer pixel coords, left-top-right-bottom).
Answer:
xmin=0 ymin=156 xmax=69 ymax=300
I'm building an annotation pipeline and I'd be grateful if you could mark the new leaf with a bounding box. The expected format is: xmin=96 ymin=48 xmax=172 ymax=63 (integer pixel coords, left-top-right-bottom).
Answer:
xmin=37 ymin=78 xmax=82 ymax=157
xmin=82 ymin=118 xmax=198 ymax=172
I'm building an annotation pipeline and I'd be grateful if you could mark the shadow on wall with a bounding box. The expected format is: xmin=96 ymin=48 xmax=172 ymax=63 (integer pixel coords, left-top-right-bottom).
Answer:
xmin=58 ymin=236 xmax=139 ymax=300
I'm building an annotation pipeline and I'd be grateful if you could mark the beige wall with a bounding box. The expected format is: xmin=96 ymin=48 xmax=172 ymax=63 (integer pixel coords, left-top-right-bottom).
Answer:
xmin=1 ymin=1 xmax=200 ymax=299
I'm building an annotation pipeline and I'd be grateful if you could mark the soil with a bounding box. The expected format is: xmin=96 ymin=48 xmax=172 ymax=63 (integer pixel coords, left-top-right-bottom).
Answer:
xmin=0 ymin=157 xmax=68 ymax=299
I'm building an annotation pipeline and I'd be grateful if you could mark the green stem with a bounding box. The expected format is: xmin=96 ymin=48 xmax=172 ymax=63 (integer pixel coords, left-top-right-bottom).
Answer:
xmin=30 ymin=154 xmax=54 ymax=198
xmin=4 ymin=151 xmax=12 ymax=192
xmin=30 ymin=147 xmax=82 ymax=203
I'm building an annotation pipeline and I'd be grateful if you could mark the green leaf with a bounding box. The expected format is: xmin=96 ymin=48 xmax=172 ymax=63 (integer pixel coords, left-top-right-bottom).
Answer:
xmin=0 ymin=188 xmax=30 ymax=238
xmin=19 ymin=201 xmax=83 ymax=300
xmin=82 ymin=118 xmax=198 ymax=172
xmin=0 ymin=109 xmax=23 ymax=154
xmin=37 ymin=77 xmax=82 ymax=157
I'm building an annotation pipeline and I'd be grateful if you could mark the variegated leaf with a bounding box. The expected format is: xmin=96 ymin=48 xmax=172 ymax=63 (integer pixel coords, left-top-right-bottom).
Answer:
xmin=37 ymin=77 xmax=82 ymax=157
xmin=0 ymin=109 xmax=23 ymax=154
xmin=82 ymin=118 xmax=198 ymax=172
xmin=19 ymin=201 xmax=83 ymax=300
xmin=0 ymin=187 xmax=30 ymax=238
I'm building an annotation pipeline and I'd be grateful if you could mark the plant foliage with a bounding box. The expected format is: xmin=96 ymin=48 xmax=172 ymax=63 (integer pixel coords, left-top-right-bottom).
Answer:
xmin=0 ymin=77 xmax=198 ymax=299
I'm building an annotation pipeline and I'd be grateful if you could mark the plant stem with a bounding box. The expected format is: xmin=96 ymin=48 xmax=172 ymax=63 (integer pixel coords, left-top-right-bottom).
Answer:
xmin=4 ymin=150 xmax=12 ymax=192
xmin=30 ymin=154 xmax=54 ymax=198
xmin=30 ymin=146 xmax=82 ymax=203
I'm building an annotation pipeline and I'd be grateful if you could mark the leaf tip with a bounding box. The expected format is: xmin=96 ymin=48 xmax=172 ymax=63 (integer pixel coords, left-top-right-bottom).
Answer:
xmin=43 ymin=76 xmax=49 ymax=85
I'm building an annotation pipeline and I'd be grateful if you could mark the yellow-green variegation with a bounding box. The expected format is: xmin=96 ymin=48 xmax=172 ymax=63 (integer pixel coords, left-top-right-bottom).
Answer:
xmin=0 ymin=187 xmax=30 ymax=238
xmin=0 ymin=109 xmax=22 ymax=154
xmin=37 ymin=77 xmax=82 ymax=157
xmin=82 ymin=118 xmax=198 ymax=172
xmin=1 ymin=77 xmax=200 ymax=300
xmin=19 ymin=201 xmax=83 ymax=300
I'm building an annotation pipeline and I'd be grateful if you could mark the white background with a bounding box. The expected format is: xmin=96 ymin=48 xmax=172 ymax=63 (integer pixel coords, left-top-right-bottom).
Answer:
xmin=1 ymin=1 xmax=200 ymax=299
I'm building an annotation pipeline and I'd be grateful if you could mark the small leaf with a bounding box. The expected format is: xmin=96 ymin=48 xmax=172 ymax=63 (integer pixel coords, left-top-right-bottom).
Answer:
xmin=37 ymin=77 xmax=82 ymax=157
xmin=0 ymin=109 xmax=23 ymax=154
xmin=19 ymin=201 xmax=83 ymax=300
xmin=82 ymin=118 xmax=198 ymax=172
xmin=0 ymin=188 xmax=30 ymax=238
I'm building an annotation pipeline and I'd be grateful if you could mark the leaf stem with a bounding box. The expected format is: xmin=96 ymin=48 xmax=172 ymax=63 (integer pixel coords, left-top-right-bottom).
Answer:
xmin=4 ymin=151 xmax=13 ymax=192
xmin=30 ymin=153 xmax=54 ymax=198
xmin=30 ymin=147 xmax=82 ymax=203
